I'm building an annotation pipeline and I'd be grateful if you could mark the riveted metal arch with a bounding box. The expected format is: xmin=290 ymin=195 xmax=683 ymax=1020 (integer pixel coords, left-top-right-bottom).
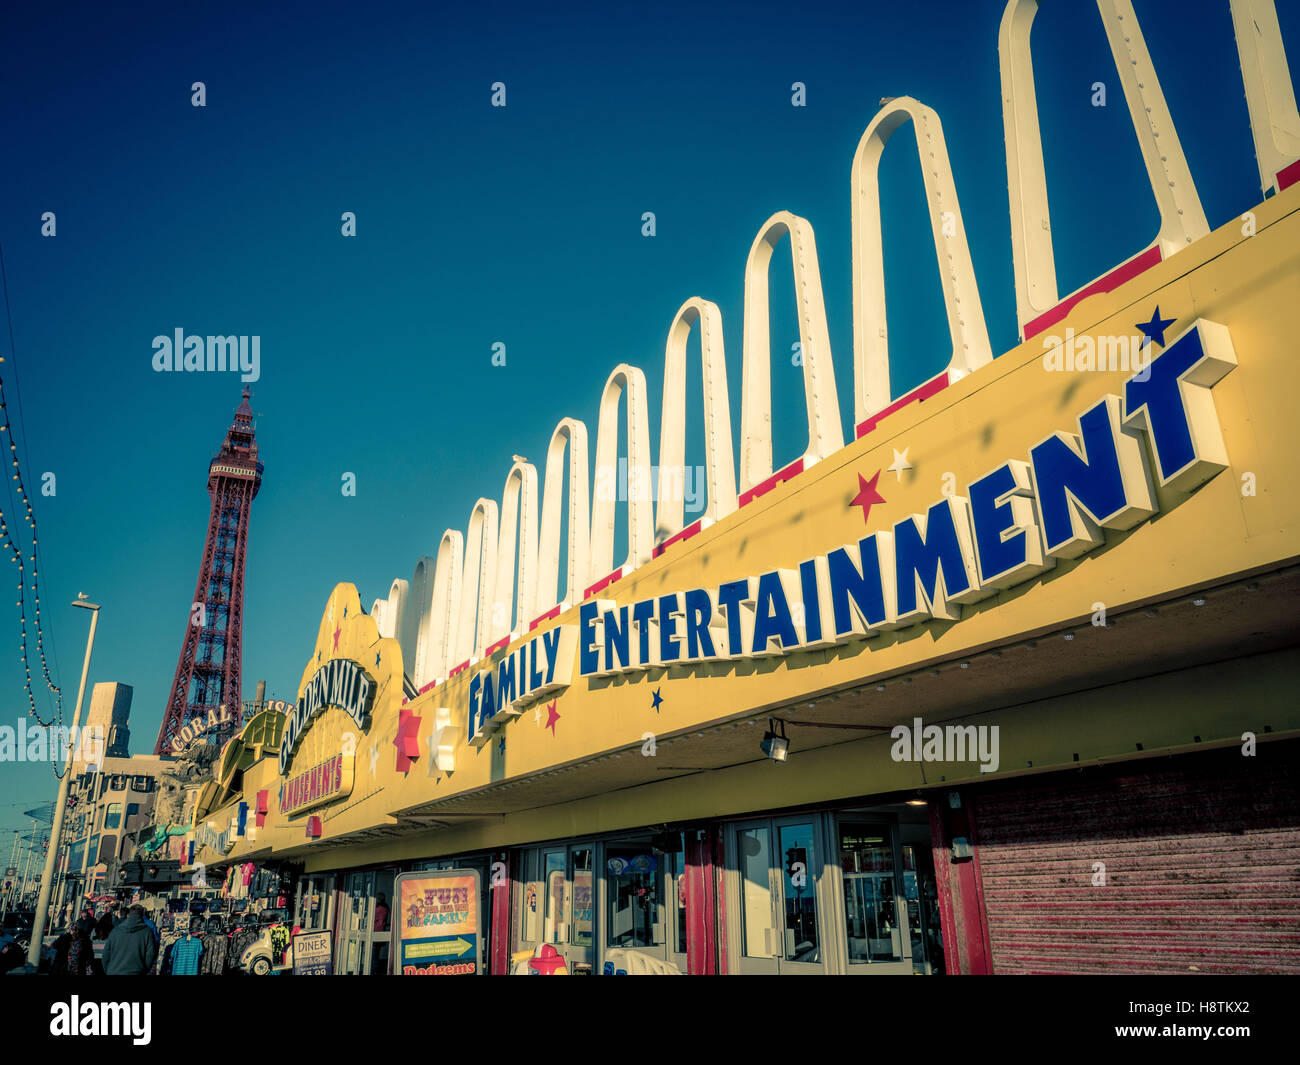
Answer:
xmin=740 ymin=211 xmax=843 ymax=494
xmin=537 ymin=418 xmax=591 ymax=614
xmin=381 ymin=577 xmax=414 ymax=676
xmin=493 ymin=459 xmax=540 ymax=643
xmin=455 ymin=499 xmax=499 ymax=664
xmin=999 ymin=0 xmax=1209 ymax=338
xmin=429 ymin=529 xmax=464 ymax=679
xmin=590 ymin=364 xmax=654 ymax=579
xmin=1229 ymin=0 xmax=1300 ymax=195
xmin=657 ymin=297 xmax=738 ymax=540
xmin=851 ymin=96 xmax=993 ymax=425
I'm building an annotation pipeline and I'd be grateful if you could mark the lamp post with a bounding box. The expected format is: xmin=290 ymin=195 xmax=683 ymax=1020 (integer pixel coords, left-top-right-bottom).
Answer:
xmin=26 ymin=595 xmax=100 ymax=967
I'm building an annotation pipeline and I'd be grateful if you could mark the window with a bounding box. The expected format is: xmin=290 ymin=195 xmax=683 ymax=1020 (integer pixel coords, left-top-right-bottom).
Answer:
xmin=570 ymin=848 xmax=593 ymax=948
xmin=541 ymin=849 xmax=566 ymax=944
xmin=104 ymin=803 xmax=123 ymax=830
xmin=86 ymin=834 xmax=100 ymax=867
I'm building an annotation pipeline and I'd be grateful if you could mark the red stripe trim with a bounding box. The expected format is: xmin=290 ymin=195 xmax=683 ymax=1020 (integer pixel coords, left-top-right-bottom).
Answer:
xmin=448 ymin=659 xmax=471 ymax=678
xmin=652 ymin=518 xmax=703 ymax=559
xmin=738 ymin=457 xmax=805 ymax=508
xmin=529 ymin=604 xmax=563 ymax=631
xmin=583 ymin=567 xmax=623 ymax=600
xmin=483 ymin=635 xmax=510 ymax=658
xmin=1277 ymin=158 xmax=1300 ymax=191
xmin=855 ymin=372 xmax=950 ymax=440
xmin=1024 ymin=245 xmax=1163 ymax=340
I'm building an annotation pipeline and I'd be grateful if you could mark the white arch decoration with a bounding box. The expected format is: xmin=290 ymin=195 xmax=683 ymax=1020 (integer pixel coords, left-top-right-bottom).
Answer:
xmin=1230 ymin=0 xmax=1300 ymax=195
xmin=740 ymin=211 xmax=843 ymax=495
xmin=589 ymin=364 xmax=654 ymax=582
xmin=367 ymin=2 xmax=1293 ymax=692
xmin=492 ymin=459 xmax=539 ymax=643
xmin=998 ymin=0 xmax=1209 ymax=339
xmin=657 ymin=297 xmax=737 ymax=540
xmin=536 ymin=418 xmax=591 ymax=616
xmin=409 ymin=555 xmax=437 ymax=688
xmin=426 ymin=530 xmax=464 ymax=682
xmin=454 ymin=500 xmax=499 ymax=665
xmin=851 ymin=96 xmax=992 ymax=427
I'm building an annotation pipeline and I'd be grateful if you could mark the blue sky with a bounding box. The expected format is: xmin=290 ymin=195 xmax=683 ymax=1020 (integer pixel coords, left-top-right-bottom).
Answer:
xmin=0 ymin=0 xmax=1292 ymax=835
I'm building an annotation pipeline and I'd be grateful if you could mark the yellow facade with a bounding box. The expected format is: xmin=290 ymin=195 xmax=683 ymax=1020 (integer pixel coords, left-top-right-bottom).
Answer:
xmin=193 ymin=183 xmax=1300 ymax=875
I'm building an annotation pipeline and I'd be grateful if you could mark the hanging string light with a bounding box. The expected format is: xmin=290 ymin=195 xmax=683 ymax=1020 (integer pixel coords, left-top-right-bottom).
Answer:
xmin=0 ymin=239 xmax=64 ymax=766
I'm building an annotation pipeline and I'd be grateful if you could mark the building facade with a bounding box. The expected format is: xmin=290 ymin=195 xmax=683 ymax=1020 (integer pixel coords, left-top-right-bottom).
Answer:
xmin=188 ymin=1 xmax=1300 ymax=975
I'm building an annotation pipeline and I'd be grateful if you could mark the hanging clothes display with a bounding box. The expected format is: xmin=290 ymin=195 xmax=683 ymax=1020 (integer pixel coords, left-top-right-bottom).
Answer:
xmin=171 ymin=932 xmax=204 ymax=976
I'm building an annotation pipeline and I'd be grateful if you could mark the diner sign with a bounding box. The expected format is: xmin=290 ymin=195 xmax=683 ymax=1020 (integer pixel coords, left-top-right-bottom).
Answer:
xmin=466 ymin=320 xmax=1235 ymax=746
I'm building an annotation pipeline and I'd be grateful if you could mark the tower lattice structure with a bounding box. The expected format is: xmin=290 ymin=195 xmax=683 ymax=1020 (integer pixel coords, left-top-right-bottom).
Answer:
xmin=154 ymin=389 xmax=263 ymax=755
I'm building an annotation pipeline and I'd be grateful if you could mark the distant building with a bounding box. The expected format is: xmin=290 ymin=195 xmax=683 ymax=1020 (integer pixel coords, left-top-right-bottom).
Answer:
xmin=54 ymin=682 xmax=173 ymax=918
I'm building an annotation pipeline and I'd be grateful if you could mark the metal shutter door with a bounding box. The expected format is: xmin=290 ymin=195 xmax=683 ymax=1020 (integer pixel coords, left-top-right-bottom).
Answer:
xmin=971 ymin=747 xmax=1300 ymax=974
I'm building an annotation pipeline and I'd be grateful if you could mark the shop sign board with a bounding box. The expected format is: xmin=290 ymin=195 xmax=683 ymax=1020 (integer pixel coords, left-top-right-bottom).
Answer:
xmin=292 ymin=929 xmax=334 ymax=976
xmin=467 ymin=323 xmax=1236 ymax=745
xmin=280 ymin=752 xmax=354 ymax=816
xmin=392 ymin=868 xmax=481 ymax=975
xmin=280 ymin=658 xmax=375 ymax=774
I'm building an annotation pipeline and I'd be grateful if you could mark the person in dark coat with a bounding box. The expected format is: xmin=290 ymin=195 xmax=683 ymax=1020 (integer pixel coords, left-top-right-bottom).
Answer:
xmin=93 ymin=905 xmax=117 ymax=940
xmin=102 ymin=906 xmax=157 ymax=975
xmin=57 ymin=917 xmax=97 ymax=976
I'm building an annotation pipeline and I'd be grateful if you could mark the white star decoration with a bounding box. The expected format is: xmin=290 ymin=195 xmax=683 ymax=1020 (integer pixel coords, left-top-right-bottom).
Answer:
xmin=887 ymin=446 xmax=912 ymax=482
xmin=534 ymin=704 xmax=542 ymax=725
xmin=368 ymin=743 xmax=380 ymax=775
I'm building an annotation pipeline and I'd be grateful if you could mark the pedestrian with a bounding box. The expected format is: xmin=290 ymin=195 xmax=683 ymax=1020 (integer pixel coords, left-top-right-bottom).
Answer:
xmin=101 ymin=905 xmax=157 ymax=976
xmin=169 ymin=929 xmax=204 ymax=976
xmin=142 ymin=910 xmax=159 ymax=945
xmin=58 ymin=917 xmax=97 ymax=976
xmin=93 ymin=904 xmax=116 ymax=940
xmin=373 ymin=892 xmax=389 ymax=932
xmin=0 ymin=929 xmax=24 ymax=974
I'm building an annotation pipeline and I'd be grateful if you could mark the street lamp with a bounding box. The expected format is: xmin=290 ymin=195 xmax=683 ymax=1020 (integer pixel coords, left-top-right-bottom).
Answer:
xmin=26 ymin=595 xmax=100 ymax=968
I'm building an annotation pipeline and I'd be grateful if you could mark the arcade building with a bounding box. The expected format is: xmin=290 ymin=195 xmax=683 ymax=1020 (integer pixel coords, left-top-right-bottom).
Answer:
xmin=185 ymin=1 xmax=1299 ymax=976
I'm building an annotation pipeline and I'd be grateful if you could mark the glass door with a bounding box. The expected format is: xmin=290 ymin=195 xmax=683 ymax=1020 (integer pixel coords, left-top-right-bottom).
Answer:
xmin=838 ymin=818 xmax=913 ymax=975
xmin=729 ymin=817 xmax=827 ymax=974
xmin=601 ymin=836 xmax=667 ymax=965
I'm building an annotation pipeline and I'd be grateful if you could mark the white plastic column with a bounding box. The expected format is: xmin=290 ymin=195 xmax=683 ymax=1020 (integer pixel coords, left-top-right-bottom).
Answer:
xmin=851 ymin=96 xmax=992 ymax=425
xmin=1230 ymin=0 xmax=1300 ymax=195
xmin=657 ymin=297 xmax=737 ymax=540
xmin=999 ymin=0 xmax=1209 ymax=338
xmin=536 ymin=417 xmax=591 ymax=614
xmin=454 ymin=500 xmax=498 ymax=664
xmin=493 ymin=459 xmax=539 ymax=642
xmin=429 ymin=530 xmax=464 ymax=679
xmin=410 ymin=555 xmax=436 ymax=688
xmin=740 ymin=211 xmax=843 ymax=494
xmin=590 ymin=365 xmax=654 ymax=581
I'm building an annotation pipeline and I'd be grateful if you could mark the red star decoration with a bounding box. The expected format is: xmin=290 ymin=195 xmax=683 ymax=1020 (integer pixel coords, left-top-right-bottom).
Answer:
xmin=544 ymin=700 xmax=560 ymax=735
xmin=332 ymin=624 xmax=341 ymax=651
xmin=394 ymin=708 xmax=422 ymax=772
xmin=851 ymin=469 xmax=887 ymax=526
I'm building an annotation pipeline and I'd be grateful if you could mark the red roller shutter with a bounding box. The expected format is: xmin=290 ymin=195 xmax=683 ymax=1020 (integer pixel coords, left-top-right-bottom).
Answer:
xmin=970 ymin=743 xmax=1300 ymax=974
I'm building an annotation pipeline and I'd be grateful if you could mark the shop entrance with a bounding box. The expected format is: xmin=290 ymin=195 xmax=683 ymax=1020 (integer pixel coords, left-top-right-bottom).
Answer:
xmin=598 ymin=833 xmax=688 ymax=973
xmin=837 ymin=808 xmax=945 ymax=975
xmin=726 ymin=817 xmax=828 ymax=974
xmin=336 ymin=868 xmax=395 ymax=974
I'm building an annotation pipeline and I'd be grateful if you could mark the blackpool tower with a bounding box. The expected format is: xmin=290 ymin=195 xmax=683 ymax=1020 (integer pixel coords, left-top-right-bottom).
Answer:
xmin=154 ymin=389 xmax=263 ymax=755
